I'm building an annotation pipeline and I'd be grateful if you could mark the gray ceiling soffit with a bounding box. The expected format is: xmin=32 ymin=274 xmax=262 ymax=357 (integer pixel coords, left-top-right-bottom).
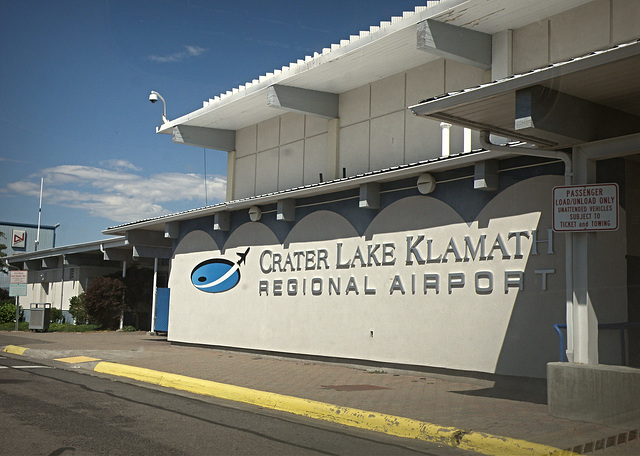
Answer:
xmin=409 ymin=40 xmax=640 ymax=147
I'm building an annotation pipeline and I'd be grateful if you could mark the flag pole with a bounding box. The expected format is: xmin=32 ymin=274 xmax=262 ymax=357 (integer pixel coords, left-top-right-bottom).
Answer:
xmin=35 ymin=177 xmax=43 ymax=251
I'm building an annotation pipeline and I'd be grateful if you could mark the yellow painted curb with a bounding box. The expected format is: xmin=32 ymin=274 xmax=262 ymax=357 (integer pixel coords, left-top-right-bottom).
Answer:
xmin=94 ymin=361 xmax=574 ymax=456
xmin=3 ymin=345 xmax=29 ymax=355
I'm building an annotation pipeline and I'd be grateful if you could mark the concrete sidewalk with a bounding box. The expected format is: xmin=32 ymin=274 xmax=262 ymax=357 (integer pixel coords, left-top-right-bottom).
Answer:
xmin=1 ymin=330 xmax=638 ymax=455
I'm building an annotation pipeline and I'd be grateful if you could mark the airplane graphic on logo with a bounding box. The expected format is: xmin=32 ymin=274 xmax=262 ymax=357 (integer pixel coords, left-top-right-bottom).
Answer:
xmin=191 ymin=248 xmax=250 ymax=293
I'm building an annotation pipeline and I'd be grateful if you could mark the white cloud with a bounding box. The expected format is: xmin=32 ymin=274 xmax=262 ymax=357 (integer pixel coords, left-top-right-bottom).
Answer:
xmin=148 ymin=45 xmax=207 ymax=63
xmin=100 ymin=159 xmax=141 ymax=171
xmin=0 ymin=157 xmax=29 ymax=164
xmin=5 ymin=164 xmax=226 ymax=223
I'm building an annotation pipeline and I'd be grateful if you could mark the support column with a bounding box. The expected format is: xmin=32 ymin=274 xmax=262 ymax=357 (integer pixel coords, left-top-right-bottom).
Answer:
xmin=463 ymin=128 xmax=472 ymax=153
xmin=150 ymin=258 xmax=158 ymax=334
xmin=570 ymin=148 xmax=599 ymax=364
xmin=571 ymin=233 xmax=599 ymax=364
xmin=60 ymin=255 xmax=65 ymax=318
xmin=565 ymin=232 xmax=574 ymax=362
xmin=440 ymin=122 xmax=451 ymax=157
xmin=120 ymin=261 xmax=126 ymax=330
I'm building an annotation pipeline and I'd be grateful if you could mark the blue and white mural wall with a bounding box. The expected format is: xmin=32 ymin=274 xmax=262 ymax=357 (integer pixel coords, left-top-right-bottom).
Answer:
xmin=168 ymin=174 xmax=627 ymax=378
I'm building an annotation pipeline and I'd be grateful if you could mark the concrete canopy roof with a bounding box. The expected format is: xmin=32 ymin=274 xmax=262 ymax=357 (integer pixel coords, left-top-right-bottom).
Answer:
xmin=410 ymin=40 xmax=640 ymax=149
xmin=5 ymin=235 xmax=171 ymax=269
xmin=5 ymin=237 xmax=128 ymax=270
xmin=155 ymin=0 xmax=594 ymax=138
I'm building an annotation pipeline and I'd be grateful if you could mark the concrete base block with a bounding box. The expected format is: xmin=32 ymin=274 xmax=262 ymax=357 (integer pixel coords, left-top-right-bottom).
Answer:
xmin=548 ymin=362 xmax=640 ymax=428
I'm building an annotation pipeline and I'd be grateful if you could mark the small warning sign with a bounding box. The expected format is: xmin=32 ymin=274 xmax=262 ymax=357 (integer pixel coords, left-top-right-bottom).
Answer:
xmin=9 ymin=271 xmax=28 ymax=297
xmin=9 ymin=270 xmax=28 ymax=284
xmin=553 ymin=183 xmax=618 ymax=232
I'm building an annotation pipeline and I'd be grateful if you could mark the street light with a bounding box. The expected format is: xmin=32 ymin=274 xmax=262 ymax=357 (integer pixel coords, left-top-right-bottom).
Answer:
xmin=149 ymin=90 xmax=168 ymax=124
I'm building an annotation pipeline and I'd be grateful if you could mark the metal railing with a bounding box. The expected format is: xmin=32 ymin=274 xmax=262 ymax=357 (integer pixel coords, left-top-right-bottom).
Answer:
xmin=554 ymin=322 xmax=640 ymax=365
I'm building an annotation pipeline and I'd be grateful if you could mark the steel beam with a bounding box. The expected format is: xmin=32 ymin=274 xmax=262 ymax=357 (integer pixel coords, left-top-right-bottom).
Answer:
xmin=417 ymin=19 xmax=492 ymax=69
xmin=267 ymin=85 xmax=338 ymax=119
xmin=173 ymin=125 xmax=236 ymax=152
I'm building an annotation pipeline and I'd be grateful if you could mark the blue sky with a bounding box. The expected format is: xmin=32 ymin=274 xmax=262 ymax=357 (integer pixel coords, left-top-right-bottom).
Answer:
xmin=0 ymin=1 xmax=427 ymax=247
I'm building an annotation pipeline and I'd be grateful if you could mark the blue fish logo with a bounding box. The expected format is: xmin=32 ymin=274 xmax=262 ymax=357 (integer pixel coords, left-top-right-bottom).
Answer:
xmin=191 ymin=248 xmax=250 ymax=293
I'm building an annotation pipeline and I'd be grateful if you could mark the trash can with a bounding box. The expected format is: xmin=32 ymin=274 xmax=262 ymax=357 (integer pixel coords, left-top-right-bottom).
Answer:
xmin=29 ymin=303 xmax=51 ymax=331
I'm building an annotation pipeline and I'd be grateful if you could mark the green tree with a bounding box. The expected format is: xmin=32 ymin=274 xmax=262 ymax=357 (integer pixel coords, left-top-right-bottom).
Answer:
xmin=83 ymin=276 xmax=127 ymax=329
xmin=0 ymin=287 xmax=17 ymax=325
xmin=108 ymin=265 xmax=153 ymax=330
xmin=69 ymin=293 xmax=88 ymax=325
xmin=109 ymin=266 xmax=153 ymax=311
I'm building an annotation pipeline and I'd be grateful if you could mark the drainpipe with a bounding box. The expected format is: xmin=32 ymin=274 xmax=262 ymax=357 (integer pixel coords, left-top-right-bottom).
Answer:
xmin=479 ymin=131 xmax=575 ymax=362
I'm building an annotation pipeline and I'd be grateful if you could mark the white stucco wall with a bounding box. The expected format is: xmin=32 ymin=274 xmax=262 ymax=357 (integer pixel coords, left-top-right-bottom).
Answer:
xmin=231 ymin=57 xmax=488 ymax=200
xmin=513 ymin=0 xmax=640 ymax=73
xmin=234 ymin=113 xmax=330 ymax=199
xmin=19 ymin=265 xmax=121 ymax=313
xmin=167 ymin=175 xmax=628 ymax=378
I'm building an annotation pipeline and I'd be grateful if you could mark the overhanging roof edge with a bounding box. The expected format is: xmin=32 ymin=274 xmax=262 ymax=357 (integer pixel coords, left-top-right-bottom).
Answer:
xmin=155 ymin=1 xmax=467 ymax=134
xmin=102 ymin=149 xmax=511 ymax=235
xmin=409 ymin=39 xmax=640 ymax=117
xmin=6 ymin=237 xmax=127 ymax=263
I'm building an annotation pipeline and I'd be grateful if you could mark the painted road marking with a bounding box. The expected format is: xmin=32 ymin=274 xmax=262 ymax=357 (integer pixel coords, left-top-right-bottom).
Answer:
xmin=94 ymin=361 xmax=575 ymax=456
xmin=3 ymin=345 xmax=29 ymax=355
xmin=55 ymin=356 xmax=101 ymax=363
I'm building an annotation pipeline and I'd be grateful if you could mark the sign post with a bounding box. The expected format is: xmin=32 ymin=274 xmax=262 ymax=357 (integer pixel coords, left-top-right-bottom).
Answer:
xmin=553 ymin=183 xmax=618 ymax=232
xmin=9 ymin=270 xmax=28 ymax=331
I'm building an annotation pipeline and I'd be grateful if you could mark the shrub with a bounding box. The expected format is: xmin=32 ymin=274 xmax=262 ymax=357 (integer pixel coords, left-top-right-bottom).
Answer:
xmin=0 ymin=321 xmax=28 ymax=331
xmin=69 ymin=293 xmax=88 ymax=325
xmin=49 ymin=307 xmax=63 ymax=323
xmin=48 ymin=323 xmax=101 ymax=332
xmin=83 ymin=277 xmax=126 ymax=329
xmin=0 ymin=302 xmax=17 ymax=324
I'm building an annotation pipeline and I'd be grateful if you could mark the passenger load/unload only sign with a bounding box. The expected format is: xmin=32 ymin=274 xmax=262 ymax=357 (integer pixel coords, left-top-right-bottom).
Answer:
xmin=553 ymin=183 xmax=618 ymax=232
xmin=9 ymin=270 xmax=28 ymax=297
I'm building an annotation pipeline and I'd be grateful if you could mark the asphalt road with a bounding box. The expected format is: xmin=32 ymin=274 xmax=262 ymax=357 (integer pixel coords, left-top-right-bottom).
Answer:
xmin=0 ymin=355 xmax=474 ymax=456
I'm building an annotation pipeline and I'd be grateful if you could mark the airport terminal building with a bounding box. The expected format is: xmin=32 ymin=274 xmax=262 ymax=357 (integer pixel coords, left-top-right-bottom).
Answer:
xmin=9 ymin=0 xmax=640 ymax=425
xmin=0 ymin=221 xmax=57 ymax=291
